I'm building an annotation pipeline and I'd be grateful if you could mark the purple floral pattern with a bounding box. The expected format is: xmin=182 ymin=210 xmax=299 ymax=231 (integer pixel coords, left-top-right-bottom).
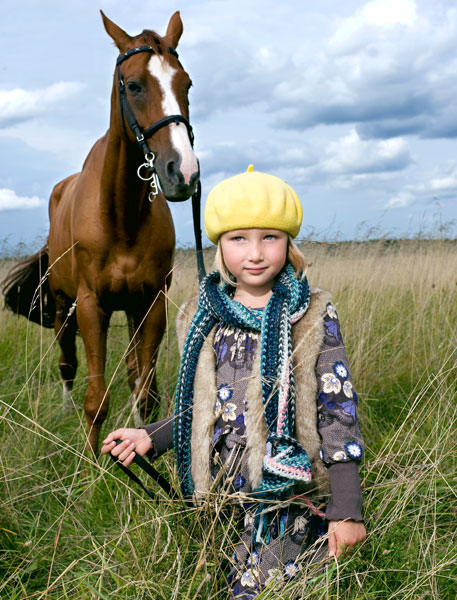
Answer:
xmin=316 ymin=303 xmax=364 ymax=464
xmin=211 ymin=302 xmax=363 ymax=597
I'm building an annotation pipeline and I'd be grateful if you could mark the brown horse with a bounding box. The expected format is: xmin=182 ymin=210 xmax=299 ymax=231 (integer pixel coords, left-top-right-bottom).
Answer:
xmin=3 ymin=11 xmax=199 ymax=453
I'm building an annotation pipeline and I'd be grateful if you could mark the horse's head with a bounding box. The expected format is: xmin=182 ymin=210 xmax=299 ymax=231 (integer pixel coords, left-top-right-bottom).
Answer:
xmin=102 ymin=11 xmax=199 ymax=202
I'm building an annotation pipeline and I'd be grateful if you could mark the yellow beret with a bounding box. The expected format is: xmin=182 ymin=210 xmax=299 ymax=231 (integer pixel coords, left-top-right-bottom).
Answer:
xmin=204 ymin=165 xmax=303 ymax=243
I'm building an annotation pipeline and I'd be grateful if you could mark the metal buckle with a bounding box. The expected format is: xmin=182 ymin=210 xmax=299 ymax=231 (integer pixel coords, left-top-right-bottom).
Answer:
xmin=136 ymin=152 xmax=160 ymax=201
xmin=148 ymin=175 xmax=159 ymax=201
xmin=137 ymin=153 xmax=155 ymax=181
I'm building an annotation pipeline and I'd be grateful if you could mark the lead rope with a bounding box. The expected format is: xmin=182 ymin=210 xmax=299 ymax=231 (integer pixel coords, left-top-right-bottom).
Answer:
xmin=109 ymin=439 xmax=174 ymax=500
xmin=108 ymin=439 xmax=199 ymax=506
xmin=191 ymin=180 xmax=206 ymax=283
xmin=110 ymin=182 xmax=204 ymax=501
xmin=109 ymin=184 xmax=203 ymax=503
xmin=110 ymin=46 xmax=205 ymax=501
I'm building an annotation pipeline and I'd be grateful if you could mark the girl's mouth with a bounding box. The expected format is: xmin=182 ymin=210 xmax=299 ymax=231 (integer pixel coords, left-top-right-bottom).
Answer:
xmin=245 ymin=267 xmax=266 ymax=275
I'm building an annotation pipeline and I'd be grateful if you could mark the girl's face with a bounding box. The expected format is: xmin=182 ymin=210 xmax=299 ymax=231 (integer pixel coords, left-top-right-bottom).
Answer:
xmin=219 ymin=228 xmax=288 ymax=296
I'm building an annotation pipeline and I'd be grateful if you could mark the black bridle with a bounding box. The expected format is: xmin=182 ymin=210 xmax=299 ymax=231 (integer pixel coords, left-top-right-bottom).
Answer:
xmin=115 ymin=44 xmax=206 ymax=284
xmin=116 ymin=45 xmax=194 ymax=161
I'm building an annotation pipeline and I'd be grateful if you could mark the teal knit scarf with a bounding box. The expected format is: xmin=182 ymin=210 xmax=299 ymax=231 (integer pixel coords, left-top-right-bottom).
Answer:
xmin=174 ymin=264 xmax=313 ymax=537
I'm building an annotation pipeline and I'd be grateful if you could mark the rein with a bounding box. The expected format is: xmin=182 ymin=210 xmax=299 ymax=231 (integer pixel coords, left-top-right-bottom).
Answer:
xmin=192 ymin=180 xmax=205 ymax=283
xmin=110 ymin=439 xmax=182 ymax=503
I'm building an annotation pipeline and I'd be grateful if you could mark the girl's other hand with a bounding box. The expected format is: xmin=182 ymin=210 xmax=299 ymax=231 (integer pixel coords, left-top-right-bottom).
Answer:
xmin=328 ymin=520 xmax=366 ymax=558
xmin=101 ymin=428 xmax=152 ymax=467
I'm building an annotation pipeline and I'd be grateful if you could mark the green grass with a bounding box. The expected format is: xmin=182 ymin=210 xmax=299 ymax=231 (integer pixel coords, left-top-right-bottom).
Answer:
xmin=1 ymin=240 xmax=456 ymax=599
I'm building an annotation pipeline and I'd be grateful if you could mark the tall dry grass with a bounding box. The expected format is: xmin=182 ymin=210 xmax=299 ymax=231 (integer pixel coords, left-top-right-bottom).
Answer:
xmin=0 ymin=239 xmax=456 ymax=599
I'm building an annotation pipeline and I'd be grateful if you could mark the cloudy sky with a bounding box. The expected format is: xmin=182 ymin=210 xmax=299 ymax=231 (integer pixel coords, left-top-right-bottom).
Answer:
xmin=1 ymin=0 xmax=457 ymax=251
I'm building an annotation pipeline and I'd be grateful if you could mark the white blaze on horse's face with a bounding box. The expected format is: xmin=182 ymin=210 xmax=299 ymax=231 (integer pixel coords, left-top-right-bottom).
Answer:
xmin=148 ymin=55 xmax=198 ymax=185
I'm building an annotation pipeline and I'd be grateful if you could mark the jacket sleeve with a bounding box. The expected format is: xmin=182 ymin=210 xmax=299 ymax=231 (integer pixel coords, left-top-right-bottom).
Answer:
xmin=325 ymin=462 xmax=363 ymax=521
xmin=316 ymin=301 xmax=365 ymax=521
xmin=144 ymin=417 xmax=174 ymax=459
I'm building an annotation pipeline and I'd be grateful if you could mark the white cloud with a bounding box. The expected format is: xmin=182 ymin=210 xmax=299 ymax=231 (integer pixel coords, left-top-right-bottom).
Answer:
xmin=269 ymin=1 xmax=457 ymax=142
xmin=386 ymin=191 xmax=414 ymax=208
xmin=0 ymin=188 xmax=44 ymax=211
xmin=386 ymin=162 xmax=457 ymax=208
xmin=329 ymin=0 xmax=418 ymax=54
xmin=430 ymin=175 xmax=457 ymax=191
xmin=0 ymin=82 xmax=84 ymax=128
xmin=362 ymin=0 xmax=418 ymax=27
xmin=321 ymin=129 xmax=411 ymax=175
xmin=194 ymin=136 xmax=319 ymax=185
xmin=0 ymin=120 xmax=96 ymax=170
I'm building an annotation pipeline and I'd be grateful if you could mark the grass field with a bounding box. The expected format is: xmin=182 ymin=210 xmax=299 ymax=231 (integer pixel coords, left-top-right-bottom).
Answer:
xmin=1 ymin=239 xmax=456 ymax=599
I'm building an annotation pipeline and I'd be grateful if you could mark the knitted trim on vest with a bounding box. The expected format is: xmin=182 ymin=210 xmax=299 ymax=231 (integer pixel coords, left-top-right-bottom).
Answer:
xmin=174 ymin=264 xmax=312 ymax=500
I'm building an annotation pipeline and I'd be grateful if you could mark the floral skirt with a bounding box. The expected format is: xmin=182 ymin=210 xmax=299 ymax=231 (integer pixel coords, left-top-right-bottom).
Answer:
xmin=227 ymin=503 xmax=327 ymax=599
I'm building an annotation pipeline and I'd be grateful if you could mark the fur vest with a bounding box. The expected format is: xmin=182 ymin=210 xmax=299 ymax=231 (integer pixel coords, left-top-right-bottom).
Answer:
xmin=176 ymin=288 xmax=332 ymax=498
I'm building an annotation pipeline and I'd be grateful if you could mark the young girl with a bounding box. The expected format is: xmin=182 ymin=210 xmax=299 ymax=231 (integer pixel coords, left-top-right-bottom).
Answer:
xmin=102 ymin=166 xmax=366 ymax=598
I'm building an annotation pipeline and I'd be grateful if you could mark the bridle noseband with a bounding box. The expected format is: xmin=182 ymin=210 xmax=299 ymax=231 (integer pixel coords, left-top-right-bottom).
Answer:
xmin=116 ymin=45 xmax=194 ymax=202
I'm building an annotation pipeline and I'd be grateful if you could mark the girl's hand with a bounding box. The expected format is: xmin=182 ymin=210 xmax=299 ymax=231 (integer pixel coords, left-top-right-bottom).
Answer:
xmin=101 ymin=428 xmax=152 ymax=467
xmin=328 ymin=520 xmax=366 ymax=558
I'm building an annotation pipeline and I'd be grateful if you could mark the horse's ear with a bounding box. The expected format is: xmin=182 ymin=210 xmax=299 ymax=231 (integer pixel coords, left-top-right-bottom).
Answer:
xmin=165 ymin=11 xmax=183 ymax=49
xmin=100 ymin=10 xmax=133 ymax=51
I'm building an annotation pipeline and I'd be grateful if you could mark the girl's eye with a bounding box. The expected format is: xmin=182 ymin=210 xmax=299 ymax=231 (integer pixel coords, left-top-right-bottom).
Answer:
xmin=232 ymin=236 xmax=244 ymax=242
xmin=264 ymin=234 xmax=277 ymax=240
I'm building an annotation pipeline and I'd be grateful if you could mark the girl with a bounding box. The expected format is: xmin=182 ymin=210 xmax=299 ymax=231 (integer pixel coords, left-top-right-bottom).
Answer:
xmin=102 ymin=166 xmax=366 ymax=598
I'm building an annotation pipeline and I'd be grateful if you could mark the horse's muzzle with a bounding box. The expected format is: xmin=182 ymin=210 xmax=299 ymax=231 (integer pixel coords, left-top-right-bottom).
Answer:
xmin=159 ymin=164 xmax=200 ymax=202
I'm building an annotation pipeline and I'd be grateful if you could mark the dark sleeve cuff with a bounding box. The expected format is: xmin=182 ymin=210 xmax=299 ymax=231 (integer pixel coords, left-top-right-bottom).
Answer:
xmin=325 ymin=461 xmax=363 ymax=522
xmin=143 ymin=417 xmax=174 ymax=460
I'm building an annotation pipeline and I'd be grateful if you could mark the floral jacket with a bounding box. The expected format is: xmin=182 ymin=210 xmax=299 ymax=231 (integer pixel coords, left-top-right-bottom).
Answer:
xmin=146 ymin=290 xmax=365 ymax=521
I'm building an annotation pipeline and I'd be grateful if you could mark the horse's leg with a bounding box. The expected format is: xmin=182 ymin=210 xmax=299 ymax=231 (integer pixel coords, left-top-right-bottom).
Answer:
xmin=54 ymin=294 xmax=78 ymax=407
xmin=132 ymin=293 xmax=167 ymax=426
xmin=76 ymin=291 xmax=111 ymax=454
xmin=126 ymin=315 xmax=140 ymax=392
xmin=125 ymin=314 xmax=144 ymax=426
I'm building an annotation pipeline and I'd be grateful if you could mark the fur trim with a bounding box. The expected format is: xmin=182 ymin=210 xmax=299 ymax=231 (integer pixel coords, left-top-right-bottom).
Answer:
xmin=175 ymin=297 xmax=215 ymax=495
xmin=292 ymin=288 xmax=332 ymax=495
xmin=190 ymin=327 xmax=218 ymax=495
xmin=244 ymin=350 xmax=267 ymax=489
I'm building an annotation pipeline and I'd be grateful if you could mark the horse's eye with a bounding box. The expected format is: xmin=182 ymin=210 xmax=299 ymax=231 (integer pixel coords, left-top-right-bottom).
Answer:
xmin=127 ymin=81 xmax=142 ymax=94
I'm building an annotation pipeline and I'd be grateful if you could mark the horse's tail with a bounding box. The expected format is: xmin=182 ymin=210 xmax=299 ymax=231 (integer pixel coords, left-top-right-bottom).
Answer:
xmin=1 ymin=245 xmax=56 ymax=328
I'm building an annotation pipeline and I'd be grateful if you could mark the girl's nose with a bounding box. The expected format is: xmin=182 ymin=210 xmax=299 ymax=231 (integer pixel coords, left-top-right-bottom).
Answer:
xmin=248 ymin=242 xmax=263 ymax=261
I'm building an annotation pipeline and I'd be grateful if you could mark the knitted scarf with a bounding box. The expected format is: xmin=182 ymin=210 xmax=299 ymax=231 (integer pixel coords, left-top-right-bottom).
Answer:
xmin=174 ymin=263 xmax=313 ymax=516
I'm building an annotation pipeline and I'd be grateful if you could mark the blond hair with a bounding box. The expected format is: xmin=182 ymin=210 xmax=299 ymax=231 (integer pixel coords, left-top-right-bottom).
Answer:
xmin=215 ymin=235 xmax=307 ymax=285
